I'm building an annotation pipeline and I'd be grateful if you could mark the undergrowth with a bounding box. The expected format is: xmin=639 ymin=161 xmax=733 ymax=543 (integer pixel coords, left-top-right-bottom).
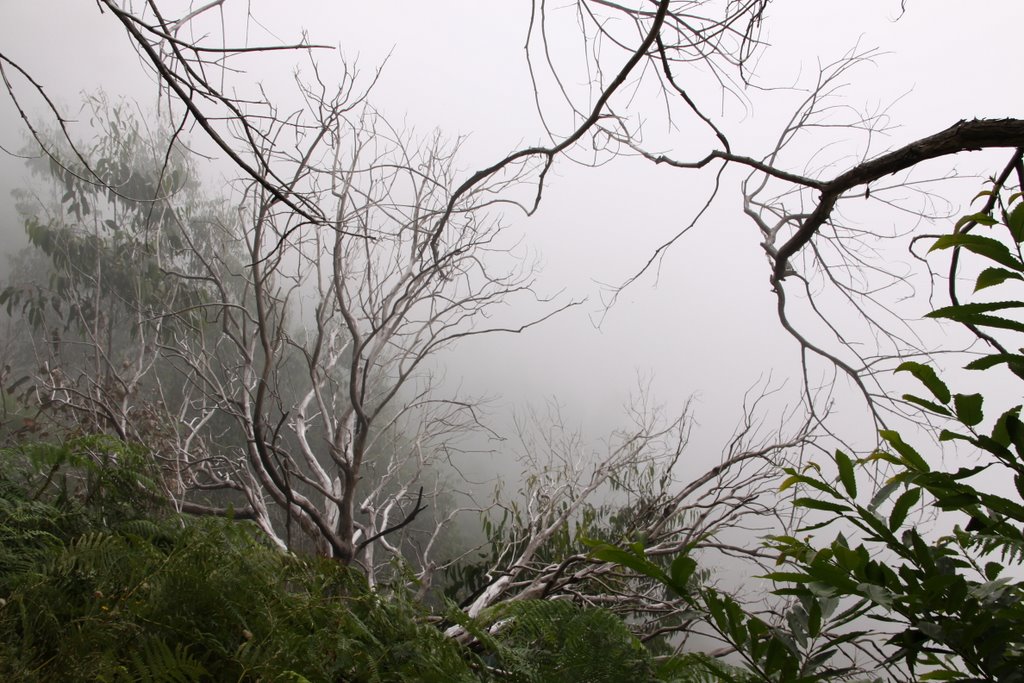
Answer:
xmin=0 ymin=437 xmax=685 ymax=682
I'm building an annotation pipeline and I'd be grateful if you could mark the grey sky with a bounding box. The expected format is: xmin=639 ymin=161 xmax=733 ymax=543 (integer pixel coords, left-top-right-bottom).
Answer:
xmin=0 ymin=0 xmax=1021 ymax=463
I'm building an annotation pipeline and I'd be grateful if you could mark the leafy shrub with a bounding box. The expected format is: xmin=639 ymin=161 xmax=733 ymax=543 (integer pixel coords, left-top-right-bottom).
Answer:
xmin=0 ymin=439 xmax=482 ymax=681
xmin=1 ymin=436 xmax=714 ymax=682
xmin=769 ymin=186 xmax=1024 ymax=681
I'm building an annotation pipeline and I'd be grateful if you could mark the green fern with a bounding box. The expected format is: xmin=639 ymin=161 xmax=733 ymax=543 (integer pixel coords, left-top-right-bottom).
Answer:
xmin=4 ymin=436 xmax=741 ymax=682
xmin=961 ymin=527 xmax=1024 ymax=565
xmin=124 ymin=638 xmax=208 ymax=683
xmin=655 ymin=652 xmax=758 ymax=682
xmin=479 ymin=599 xmax=657 ymax=682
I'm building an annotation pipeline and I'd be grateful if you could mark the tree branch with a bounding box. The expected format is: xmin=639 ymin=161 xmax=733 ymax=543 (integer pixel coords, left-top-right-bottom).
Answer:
xmin=772 ymin=118 xmax=1024 ymax=284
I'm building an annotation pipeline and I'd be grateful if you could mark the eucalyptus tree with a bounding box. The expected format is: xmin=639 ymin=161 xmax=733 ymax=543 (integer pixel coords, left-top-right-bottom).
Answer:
xmin=1 ymin=96 xmax=228 ymax=445
xmin=3 ymin=93 xmax=570 ymax=585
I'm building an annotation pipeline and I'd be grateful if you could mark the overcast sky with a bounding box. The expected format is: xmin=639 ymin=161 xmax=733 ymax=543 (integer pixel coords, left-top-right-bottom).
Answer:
xmin=1 ymin=1 xmax=1021 ymax=468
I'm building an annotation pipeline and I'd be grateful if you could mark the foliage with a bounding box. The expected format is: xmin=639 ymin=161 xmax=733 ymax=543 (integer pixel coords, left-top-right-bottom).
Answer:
xmin=0 ymin=95 xmax=238 ymax=454
xmin=2 ymin=434 xmax=161 ymax=523
xmin=0 ymin=435 xmax=740 ymax=682
xmin=0 ymin=438 xmax=484 ymax=682
xmin=585 ymin=539 xmax=865 ymax=682
xmin=1 ymin=95 xmax=224 ymax=334
xmin=768 ymin=187 xmax=1024 ymax=681
xmin=458 ymin=599 xmax=658 ymax=683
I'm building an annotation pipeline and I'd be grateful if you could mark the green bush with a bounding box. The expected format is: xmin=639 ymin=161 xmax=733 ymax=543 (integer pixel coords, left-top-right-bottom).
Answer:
xmin=769 ymin=186 xmax=1024 ymax=681
xmin=0 ymin=439 xmax=483 ymax=681
xmin=0 ymin=437 xmax=698 ymax=682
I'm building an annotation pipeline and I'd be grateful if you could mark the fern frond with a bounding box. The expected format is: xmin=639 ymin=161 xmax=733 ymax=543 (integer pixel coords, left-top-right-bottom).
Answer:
xmin=481 ymin=599 xmax=656 ymax=683
xmin=127 ymin=637 xmax=207 ymax=683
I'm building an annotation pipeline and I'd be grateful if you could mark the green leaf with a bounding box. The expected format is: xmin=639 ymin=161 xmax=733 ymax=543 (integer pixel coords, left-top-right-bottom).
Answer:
xmin=1008 ymin=202 xmax=1024 ymax=242
xmin=807 ymin=599 xmax=822 ymax=638
xmin=920 ymin=671 xmax=966 ymax=681
xmin=975 ymin=493 xmax=1024 ymax=522
xmin=585 ymin=541 xmax=668 ymax=584
xmin=856 ymin=582 xmax=893 ymax=607
xmin=768 ymin=535 xmax=802 ymax=547
xmin=854 ymin=509 xmax=899 ymax=548
xmin=779 ymin=474 xmax=801 ymax=492
xmin=794 ymin=498 xmax=851 ymax=514
xmin=895 ymin=362 xmax=950 ymax=404
xmin=975 ymin=266 xmax=1024 ymax=291
xmin=778 ymin=473 xmax=839 ymax=497
xmin=765 ymin=573 xmax=811 ymax=585
xmin=832 ymin=543 xmax=867 ymax=571
xmin=1007 ymin=415 xmax=1024 ymax=459
xmin=880 ymin=430 xmax=930 ymax=472
xmin=869 ymin=479 xmax=903 ymax=512
xmin=953 ymin=393 xmax=984 ymax=427
xmin=834 ymin=450 xmax=857 ymax=497
xmin=704 ymin=590 xmax=729 ymax=633
xmin=866 ymin=450 xmax=903 ymax=467
xmin=965 ymin=353 xmax=1024 ymax=372
xmin=928 ymin=307 xmax=1024 ymax=335
xmin=952 ymin=212 xmax=999 ymax=230
xmin=670 ymin=555 xmax=697 ymax=593
xmin=787 ymin=607 xmax=808 ymax=650
xmin=939 ymin=429 xmax=974 ymax=444
xmin=889 ymin=488 xmax=921 ymax=531
xmin=929 ymin=233 xmax=1022 ymax=270
xmin=902 ymin=393 xmax=953 ymax=417
xmin=930 ymin=300 xmax=1024 ymax=315
xmin=797 ymin=518 xmax=843 ymax=533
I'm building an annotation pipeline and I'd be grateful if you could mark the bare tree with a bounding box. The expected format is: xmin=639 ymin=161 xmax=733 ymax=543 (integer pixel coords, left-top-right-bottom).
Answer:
xmin=153 ymin=99 xmax=573 ymax=577
xmin=0 ymin=0 xmax=584 ymax=578
xmin=446 ymin=383 xmax=815 ymax=642
xmin=5 ymin=83 xmax=573 ymax=591
xmin=421 ymin=1 xmax=1024 ymax=427
xmin=5 ymin=4 xmax=1019 ymax=428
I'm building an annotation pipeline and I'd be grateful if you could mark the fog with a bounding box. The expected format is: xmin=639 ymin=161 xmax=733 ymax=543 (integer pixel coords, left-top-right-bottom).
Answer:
xmin=0 ymin=16 xmax=1013 ymax=496
xmin=3 ymin=3 xmax=1019 ymax=437
xmin=0 ymin=4 xmax=1019 ymax=495
xmin=1 ymin=2 xmax=1023 ymax=674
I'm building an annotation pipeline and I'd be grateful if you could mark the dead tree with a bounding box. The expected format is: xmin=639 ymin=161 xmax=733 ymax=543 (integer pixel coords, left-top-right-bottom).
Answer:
xmin=154 ymin=99 xmax=571 ymax=574
xmin=418 ymin=1 xmax=1024 ymax=427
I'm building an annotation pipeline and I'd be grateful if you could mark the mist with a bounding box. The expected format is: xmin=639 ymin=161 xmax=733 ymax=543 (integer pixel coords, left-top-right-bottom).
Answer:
xmin=2 ymin=2 xmax=1023 ymax=678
